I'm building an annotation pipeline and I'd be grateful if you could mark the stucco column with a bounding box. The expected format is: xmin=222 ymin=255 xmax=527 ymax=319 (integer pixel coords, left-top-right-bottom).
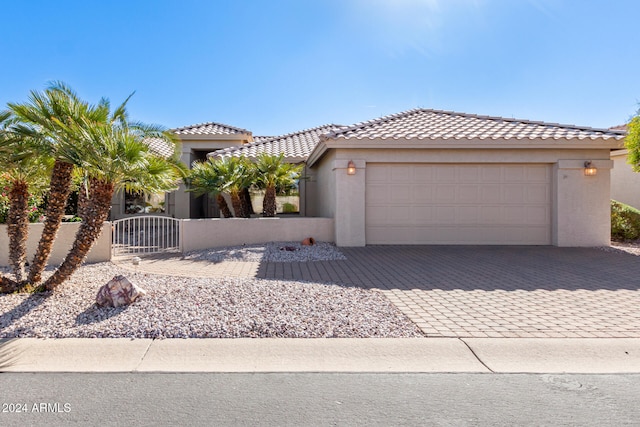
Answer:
xmin=334 ymin=159 xmax=366 ymax=246
xmin=553 ymin=159 xmax=613 ymax=247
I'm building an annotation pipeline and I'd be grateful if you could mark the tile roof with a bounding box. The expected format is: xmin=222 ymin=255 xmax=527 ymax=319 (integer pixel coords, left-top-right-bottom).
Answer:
xmin=172 ymin=121 xmax=251 ymax=136
xmin=145 ymin=137 xmax=177 ymax=158
xmin=609 ymin=124 xmax=628 ymax=132
xmin=211 ymin=124 xmax=346 ymax=161
xmin=322 ymin=108 xmax=626 ymax=142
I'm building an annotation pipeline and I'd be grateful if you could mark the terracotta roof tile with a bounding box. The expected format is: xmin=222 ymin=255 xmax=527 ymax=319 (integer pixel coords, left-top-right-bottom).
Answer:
xmin=144 ymin=137 xmax=176 ymax=158
xmin=212 ymin=124 xmax=346 ymax=161
xmin=323 ymin=108 xmax=626 ymax=142
xmin=172 ymin=121 xmax=251 ymax=136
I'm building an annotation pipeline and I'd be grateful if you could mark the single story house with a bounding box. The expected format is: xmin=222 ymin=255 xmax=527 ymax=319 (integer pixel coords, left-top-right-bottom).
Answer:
xmin=112 ymin=108 xmax=627 ymax=247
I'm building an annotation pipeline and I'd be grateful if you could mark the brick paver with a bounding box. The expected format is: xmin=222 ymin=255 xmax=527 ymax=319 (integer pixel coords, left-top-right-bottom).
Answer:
xmin=258 ymin=246 xmax=640 ymax=338
xmin=115 ymin=246 xmax=640 ymax=338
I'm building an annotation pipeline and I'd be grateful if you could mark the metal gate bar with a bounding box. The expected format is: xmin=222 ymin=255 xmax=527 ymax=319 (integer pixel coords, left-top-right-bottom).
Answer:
xmin=112 ymin=216 xmax=182 ymax=257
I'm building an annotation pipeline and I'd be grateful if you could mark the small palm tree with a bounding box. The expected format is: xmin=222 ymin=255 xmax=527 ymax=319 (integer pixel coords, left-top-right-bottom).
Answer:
xmin=43 ymin=103 xmax=184 ymax=290
xmin=216 ymin=156 xmax=253 ymax=218
xmin=187 ymin=159 xmax=233 ymax=218
xmin=254 ymin=153 xmax=302 ymax=217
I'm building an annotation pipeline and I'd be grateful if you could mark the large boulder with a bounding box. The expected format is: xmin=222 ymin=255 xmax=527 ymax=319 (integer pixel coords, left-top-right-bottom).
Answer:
xmin=96 ymin=275 xmax=147 ymax=308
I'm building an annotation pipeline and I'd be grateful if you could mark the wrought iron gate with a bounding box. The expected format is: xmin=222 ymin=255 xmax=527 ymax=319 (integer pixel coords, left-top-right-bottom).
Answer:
xmin=112 ymin=216 xmax=182 ymax=257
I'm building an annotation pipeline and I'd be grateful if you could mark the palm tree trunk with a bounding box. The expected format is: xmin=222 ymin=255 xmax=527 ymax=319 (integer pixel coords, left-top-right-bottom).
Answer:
xmin=216 ymin=194 xmax=233 ymax=218
xmin=0 ymin=276 xmax=18 ymax=293
xmin=28 ymin=160 xmax=74 ymax=284
xmin=230 ymin=192 xmax=244 ymax=218
xmin=43 ymin=178 xmax=114 ymax=291
xmin=77 ymin=181 xmax=89 ymax=220
xmin=240 ymin=187 xmax=252 ymax=218
xmin=262 ymin=185 xmax=277 ymax=217
xmin=242 ymin=187 xmax=254 ymax=216
xmin=7 ymin=180 xmax=30 ymax=283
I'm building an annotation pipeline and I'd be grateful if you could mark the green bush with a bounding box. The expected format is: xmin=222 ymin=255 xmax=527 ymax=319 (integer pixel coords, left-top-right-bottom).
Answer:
xmin=281 ymin=202 xmax=297 ymax=213
xmin=611 ymin=200 xmax=640 ymax=241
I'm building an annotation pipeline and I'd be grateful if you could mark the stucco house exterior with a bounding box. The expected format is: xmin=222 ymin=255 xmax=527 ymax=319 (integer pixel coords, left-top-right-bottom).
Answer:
xmin=112 ymin=108 xmax=626 ymax=247
xmin=110 ymin=122 xmax=253 ymax=220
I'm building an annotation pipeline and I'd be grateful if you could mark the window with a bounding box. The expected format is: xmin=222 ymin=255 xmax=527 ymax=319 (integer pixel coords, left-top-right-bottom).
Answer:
xmin=124 ymin=191 xmax=166 ymax=214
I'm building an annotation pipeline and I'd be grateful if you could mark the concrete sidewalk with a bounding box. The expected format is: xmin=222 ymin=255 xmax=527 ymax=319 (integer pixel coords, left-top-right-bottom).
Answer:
xmin=1 ymin=338 xmax=639 ymax=374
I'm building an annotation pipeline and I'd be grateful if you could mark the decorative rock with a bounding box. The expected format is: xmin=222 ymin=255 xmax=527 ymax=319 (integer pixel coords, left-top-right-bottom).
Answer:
xmin=96 ymin=275 xmax=147 ymax=307
xmin=301 ymin=237 xmax=316 ymax=246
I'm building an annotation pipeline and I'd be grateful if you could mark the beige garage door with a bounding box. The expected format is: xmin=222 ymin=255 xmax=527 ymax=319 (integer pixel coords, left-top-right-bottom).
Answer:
xmin=366 ymin=164 xmax=551 ymax=245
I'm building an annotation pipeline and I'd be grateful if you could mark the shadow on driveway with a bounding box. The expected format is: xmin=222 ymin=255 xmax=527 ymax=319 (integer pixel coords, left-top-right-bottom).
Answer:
xmin=256 ymin=246 xmax=640 ymax=292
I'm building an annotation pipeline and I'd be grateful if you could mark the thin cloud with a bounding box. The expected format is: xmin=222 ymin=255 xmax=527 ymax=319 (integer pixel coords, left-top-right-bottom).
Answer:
xmin=347 ymin=0 xmax=485 ymax=57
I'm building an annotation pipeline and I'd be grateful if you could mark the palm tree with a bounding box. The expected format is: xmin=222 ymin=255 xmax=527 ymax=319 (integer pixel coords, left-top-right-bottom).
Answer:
xmin=186 ymin=159 xmax=233 ymax=218
xmin=43 ymin=103 xmax=184 ymax=290
xmin=216 ymin=156 xmax=253 ymax=218
xmin=9 ymin=82 xmax=110 ymax=284
xmin=254 ymin=153 xmax=302 ymax=217
xmin=0 ymin=116 xmax=51 ymax=286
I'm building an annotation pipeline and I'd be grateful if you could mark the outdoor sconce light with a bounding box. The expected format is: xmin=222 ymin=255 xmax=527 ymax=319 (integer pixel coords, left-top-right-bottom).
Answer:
xmin=347 ymin=160 xmax=356 ymax=175
xmin=584 ymin=161 xmax=597 ymax=176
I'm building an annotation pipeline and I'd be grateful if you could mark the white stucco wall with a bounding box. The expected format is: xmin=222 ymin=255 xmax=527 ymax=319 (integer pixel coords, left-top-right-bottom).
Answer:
xmin=181 ymin=217 xmax=334 ymax=252
xmin=0 ymin=222 xmax=112 ymax=267
xmin=553 ymin=159 xmax=612 ymax=246
xmin=305 ymin=151 xmax=336 ymax=218
xmin=334 ymin=159 xmax=366 ymax=247
xmin=611 ymin=150 xmax=640 ymax=209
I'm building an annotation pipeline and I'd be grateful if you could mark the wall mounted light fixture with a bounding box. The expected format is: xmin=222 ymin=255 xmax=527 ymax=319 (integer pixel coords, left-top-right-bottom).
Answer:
xmin=347 ymin=160 xmax=356 ymax=175
xmin=584 ymin=161 xmax=597 ymax=176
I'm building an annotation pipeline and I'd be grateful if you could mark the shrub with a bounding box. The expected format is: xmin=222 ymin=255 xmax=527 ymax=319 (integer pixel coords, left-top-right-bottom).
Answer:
xmin=611 ymin=200 xmax=640 ymax=241
xmin=282 ymin=202 xmax=297 ymax=213
xmin=0 ymin=186 xmax=46 ymax=224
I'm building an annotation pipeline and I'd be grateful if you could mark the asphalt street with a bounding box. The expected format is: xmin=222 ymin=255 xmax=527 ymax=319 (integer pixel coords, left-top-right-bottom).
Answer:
xmin=1 ymin=373 xmax=639 ymax=426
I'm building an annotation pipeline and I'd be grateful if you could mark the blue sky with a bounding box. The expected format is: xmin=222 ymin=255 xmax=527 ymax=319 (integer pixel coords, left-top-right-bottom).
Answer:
xmin=1 ymin=0 xmax=639 ymax=136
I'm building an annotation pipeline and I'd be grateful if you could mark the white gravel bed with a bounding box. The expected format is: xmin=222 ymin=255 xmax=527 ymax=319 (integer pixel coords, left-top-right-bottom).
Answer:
xmin=0 ymin=263 xmax=422 ymax=339
xmin=599 ymin=242 xmax=640 ymax=256
xmin=184 ymin=241 xmax=347 ymax=263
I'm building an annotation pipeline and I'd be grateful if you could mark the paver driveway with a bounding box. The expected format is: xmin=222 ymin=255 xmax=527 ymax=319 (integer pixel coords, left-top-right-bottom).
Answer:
xmin=256 ymin=246 xmax=640 ymax=338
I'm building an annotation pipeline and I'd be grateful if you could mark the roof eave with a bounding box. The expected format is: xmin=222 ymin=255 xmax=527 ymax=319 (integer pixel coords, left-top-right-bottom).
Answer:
xmin=177 ymin=133 xmax=252 ymax=142
xmin=307 ymin=140 xmax=328 ymax=167
xmin=331 ymin=136 xmax=622 ymax=148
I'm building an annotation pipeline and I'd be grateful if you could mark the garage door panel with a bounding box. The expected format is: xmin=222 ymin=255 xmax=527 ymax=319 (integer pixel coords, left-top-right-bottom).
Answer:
xmin=366 ymin=164 xmax=551 ymax=245
xmin=414 ymin=167 xmax=434 ymax=181
xmin=503 ymin=185 xmax=526 ymax=203
xmin=435 ymin=166 xmax=456 ymax=182
xmin=366 ymin=184 xmax=390 ymax=204
xmin=413 ymin=187 xmax=433 ymax=203
xmin=435 ymin=185 xmax=456 ymax=202
xmin=458 ymin=185 xmax=480 ymax=202
xmin=481 ymin=167 xmax=502 ymax=182
xmin=458 ymin=166 xmax=480 ymax=181
xmin=525 ymin=206 xmax=551 ymax=225
xmin=526 ymin=185 xmax=550 ymax=203
xmin=526 ymin=165 xmax=551 ymax=181
xmin=481 ymin=185 xmax=502 ymax=203
xmin=433 ymin=206 xmax=457 ymax=224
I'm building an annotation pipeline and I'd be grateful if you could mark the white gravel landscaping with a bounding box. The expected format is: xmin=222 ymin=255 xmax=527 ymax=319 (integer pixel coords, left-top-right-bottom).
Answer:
xmin=0 ymin=260 xmax=423 ymax=339
xmin=183 ymin=241 xmax=347 ymax=263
